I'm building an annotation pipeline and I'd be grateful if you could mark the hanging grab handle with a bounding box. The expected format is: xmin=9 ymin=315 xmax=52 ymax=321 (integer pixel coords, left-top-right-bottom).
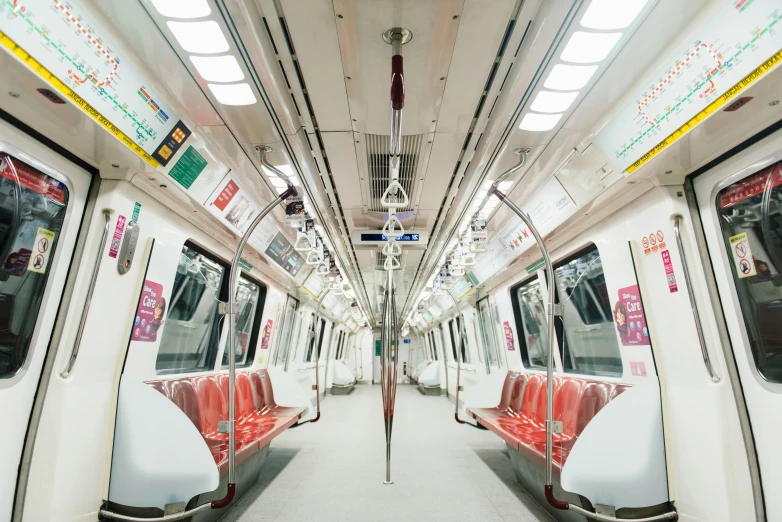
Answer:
xmin=384 ymin=255 xmax=401 ymax=271
xmin=380 ymin=179 xmax=409 ymax=209
xmin=469 ymin=242 xmax=487 ymax=254
xmin=294 ymin=233 xmax=314 ymax=252
xmin=382 ymin=239 xmax=402 ymax=256
xmin=461 ymin=253 xmax=476 ymax=266
xmin=382 ymin=213 xmax=406 ymax=238
xmin=305 ymin=250 xmax=322 ymax=265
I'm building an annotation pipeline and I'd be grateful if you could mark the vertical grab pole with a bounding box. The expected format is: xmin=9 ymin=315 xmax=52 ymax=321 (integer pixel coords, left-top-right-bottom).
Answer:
xmin=445 ymin=290 xmax=466 ymax=424
xmin=213 ymin=147 xmax=296 ymax=510
xmin=382 ymin=268 xmax=395 ymax=484
xmin=311 ymin=289 xmax=330 ymax=423
xmin=485 ymin=148 xmax=568 ymax=510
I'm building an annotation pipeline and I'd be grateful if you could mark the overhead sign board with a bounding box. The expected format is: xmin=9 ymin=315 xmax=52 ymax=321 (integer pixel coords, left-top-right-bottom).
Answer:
xmin=0 ymin=0 xmax=187 ymax=167
xmin=596 ymin=0 xmax=782 ymax=174
xmin=351 ymin=229 xmax=429 ymax=249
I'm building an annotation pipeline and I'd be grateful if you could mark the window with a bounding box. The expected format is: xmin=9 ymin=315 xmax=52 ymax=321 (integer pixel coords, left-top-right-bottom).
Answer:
xmin=222 ymin=275 xmax=266 ymax=368
xmin=0 ymin=154 xmax=69 ymax=378
xmin=476 ymin=298 xmax=500 ymax=368
xmin=511 ymin=275 xmax=548 ymax=370
xmin=554 ymin=245 xmax=622 ymax=376
xmin=717 ymin=160 xmax=782 ymax=383
xmin=306 ymin=318 xmax=325 ymax=362
xmin=456 ymin=316 xmax=470 ymax=364
xmin=156 ymin=243 xmax=226 ymax=374
xmin=272 ymin=296 xmax=299 ymax=366
xmin=448 ymin=320 xmax=458 ymax=361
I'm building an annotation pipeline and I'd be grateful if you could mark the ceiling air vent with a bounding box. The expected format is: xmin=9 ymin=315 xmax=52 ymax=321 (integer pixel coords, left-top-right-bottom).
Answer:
xmin=374 ymin=250 xmax=386 ymax=270
xmin=365 ymin=133 xmax=425 ymax=212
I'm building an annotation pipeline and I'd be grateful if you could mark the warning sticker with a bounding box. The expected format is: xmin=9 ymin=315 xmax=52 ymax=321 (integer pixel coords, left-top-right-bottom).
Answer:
xmin=729 ymin=232 xmax=756 ymax=278
xmin=661 ymin=249 xmax=678 ymax=293
xmin=642 ymin=229 xmax=667 ymax=256
xmin=28 ymin=227 xmax=55 ymax=274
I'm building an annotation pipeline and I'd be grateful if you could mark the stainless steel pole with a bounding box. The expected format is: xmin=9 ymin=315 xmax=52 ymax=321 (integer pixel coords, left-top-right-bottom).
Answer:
xmin=311 ymin=289 xmax=330 ymax=423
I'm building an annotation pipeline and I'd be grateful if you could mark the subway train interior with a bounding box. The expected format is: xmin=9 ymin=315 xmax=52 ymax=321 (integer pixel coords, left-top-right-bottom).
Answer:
xmin=1 ymin=0 xmax=781 ymax=521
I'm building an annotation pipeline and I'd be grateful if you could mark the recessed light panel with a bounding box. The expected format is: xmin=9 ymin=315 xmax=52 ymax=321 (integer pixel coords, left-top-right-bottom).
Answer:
xmin=560 ymin=31 xmax=621 ymax=63
xmin=167 ymin=21 xmax=229 ymax=54
xmin=544 ymin=64 xmax=598 ymax=91
xmin=581 ymin=0 xmax=649 ymax=30
xmin=518 ymin=112 xmax=563 ymax=132
xmin=208 ymin=83 xmax=257 ymax=105
xmin=190 ymin=55 xmax=244 ymax=82
xmin=531 ymin=90 xmax=579 ymax=113
xmin=150 ymin=0 xmax=211 ymax=18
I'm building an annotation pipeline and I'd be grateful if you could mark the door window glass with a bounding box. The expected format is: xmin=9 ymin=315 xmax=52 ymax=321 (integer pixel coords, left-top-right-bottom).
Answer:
xmin=554 ymin=246 xmax=622 ymax=377
xmin=222 ymin=276 xmax=265 ymax=368
xmin=0 ymin=155 xmax=68 ymax=378
xmin=717 ymin=160 xmax=782 ymax=383
xmin=511 ymin=275 xmax=547 ymax=370
xmin=156 ymin=244 xmax=224 ymax=374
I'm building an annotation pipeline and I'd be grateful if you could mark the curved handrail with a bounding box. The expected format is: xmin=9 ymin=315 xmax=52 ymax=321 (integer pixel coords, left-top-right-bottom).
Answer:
xmin=61 ymin=209 xmax=113 ymax=378
xmin=673 ymin=215 xmax=720 ymax=382
xmin=445 ymin=289 xmax=466 ymax=424
xmin=310 ymin=288 xmax=330 ymax=423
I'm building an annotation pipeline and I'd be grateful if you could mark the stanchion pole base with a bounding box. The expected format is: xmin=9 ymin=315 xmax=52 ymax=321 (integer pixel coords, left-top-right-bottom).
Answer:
xmin=383 ymin=481 xmax=394 ymax=485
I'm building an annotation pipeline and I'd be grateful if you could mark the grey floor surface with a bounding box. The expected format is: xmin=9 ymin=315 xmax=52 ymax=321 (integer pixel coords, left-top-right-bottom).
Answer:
xmin=221 ymin=383 xmax=556 ymax=522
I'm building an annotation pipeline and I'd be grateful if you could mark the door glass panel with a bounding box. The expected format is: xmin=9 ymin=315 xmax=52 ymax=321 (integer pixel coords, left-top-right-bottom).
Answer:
xmin=717 ymin=160 xmax=782 ymax=383
xmin=477 ymin=303 xmax=498 ymax=368
xmin=156 ymin=245 xmax=224 ymax=374
xmin=0 ymin=155 xmax=68 ymax=378
xmin=273 ymin=298 xmax=298 ymax=366
xmin=222 ymin=276 xmax=262 ymax=368
xmin=513 ymin=276 xmax=547 ymax=370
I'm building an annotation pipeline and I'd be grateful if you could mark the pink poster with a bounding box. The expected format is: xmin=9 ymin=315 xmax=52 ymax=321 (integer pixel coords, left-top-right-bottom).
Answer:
xmin=260 ymin=319 xmax=273 ymax=350
xmin=503 ymin=321 xmax=515 ymax=351
xmin=630 ymin=361 xmax=648 ymax=377
xmin=613 ymin=285 xmax=650 ymax=346
xmin=661 ymin=250 xmax=678 ymax=293
xmin=131 ymin=280 xmax=166 ymax=342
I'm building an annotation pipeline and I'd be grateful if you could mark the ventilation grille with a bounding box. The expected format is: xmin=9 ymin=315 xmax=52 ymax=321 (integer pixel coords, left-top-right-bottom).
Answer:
xmin=375 ymin=251 xmax=386 ymax=270
xmin=365 ymin=133 xmax=425 ymax=211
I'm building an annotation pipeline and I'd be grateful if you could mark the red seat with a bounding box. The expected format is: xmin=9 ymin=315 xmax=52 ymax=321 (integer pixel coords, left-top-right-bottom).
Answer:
xmin=256 ymin=370 xmax=307 ymax=419
xmin=146 ymin=380 xmax=169 ymax=398
xmin=467 ymin=371 xmax=630 ymax=469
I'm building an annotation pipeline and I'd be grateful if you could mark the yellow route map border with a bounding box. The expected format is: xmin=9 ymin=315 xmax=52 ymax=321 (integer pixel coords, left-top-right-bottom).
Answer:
xmin=0 ymin=29 xmax=159 ymax=168
xmin=626 ymin=49 xmax=782 ymax=174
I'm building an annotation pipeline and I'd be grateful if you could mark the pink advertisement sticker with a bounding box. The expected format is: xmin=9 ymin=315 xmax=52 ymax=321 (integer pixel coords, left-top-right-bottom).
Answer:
xmin=260 ymin=319 xmax=273 ymax=350
xmin=131 ymin=280 xmax=166 ymax=343
xmin=503 ymin=321 xmax=515 ymax=351
xmin=614 ymin=285 xmax=650 ymax=346
xmin=109 ymin=215 xmax=126 ymax=258
xmin=661 ymin=249 xmax=679 ymax=293
xmin=630 ymin=361 xmax=648 ymax=377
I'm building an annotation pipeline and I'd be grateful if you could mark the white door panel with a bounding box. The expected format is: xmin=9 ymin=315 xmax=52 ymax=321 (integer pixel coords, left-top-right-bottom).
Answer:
xmin=0 ymin=121 xmax=91 ymax=521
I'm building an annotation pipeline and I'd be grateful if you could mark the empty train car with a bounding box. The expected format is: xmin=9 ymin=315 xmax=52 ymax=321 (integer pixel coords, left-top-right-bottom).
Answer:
xmin=0 ymin=0 xmax=779 ymax=520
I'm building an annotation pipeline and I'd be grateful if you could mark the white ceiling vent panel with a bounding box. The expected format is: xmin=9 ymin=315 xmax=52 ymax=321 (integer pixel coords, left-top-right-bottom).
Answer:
xmin=364 ymin=133 xmax=425 ymax=212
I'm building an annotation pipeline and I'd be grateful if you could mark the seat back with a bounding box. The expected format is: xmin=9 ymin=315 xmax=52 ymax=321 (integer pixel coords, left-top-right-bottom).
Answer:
xmin=249 ymin=372 xmax=267 ymax=411
xmin=256 ymin=370 xmax=277 ymax=408
xmin=533 ymin=377 xmax=561 ymax=425
xmin=193 ymin=376 xmax=226 ymax=436
xmin=558 ymin=378 xmax=585 ymax=437
xmin=497 ymin=372 xmax=516 ymax=410
xmin=576 ymin=381 xmax=612 ymax=435
xmin=520 ymin=374 xmax=543 ymax=418
xmin=509 ymin=373 xmax=527 ymax=414
xmin=145 ymin=380 xmax=169 ymax=399
xmin=165 ymin=379 xmax=201 ymax=431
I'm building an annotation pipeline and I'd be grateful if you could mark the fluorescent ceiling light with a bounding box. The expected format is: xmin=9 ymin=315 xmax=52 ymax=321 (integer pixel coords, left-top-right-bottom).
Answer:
xmin=519 ymin=112 xmax=562 ymax=132
xmin=189 ymin=55 xmax=244 ymax=82
xmin=544 ymin=64 xmax=598 ymax=90
xmin=208 ymin=83 xmax=257 ymax=105
xmin=150 ymin=0 xmax=211 ymax=18
xmin=267 ymin=176 xmax=287 ymax=188
xmin=498 ymin=181 xmax=513 ymax=191
xmin=560 ymin=32 xmax=621 ymax=63
xmin=531 ymin=90 xmax=578 ymax=113
xmin=581 ymin=0 xmax=649 ymax=30
xmin=167 ymin=21 xmax=229 ymax=54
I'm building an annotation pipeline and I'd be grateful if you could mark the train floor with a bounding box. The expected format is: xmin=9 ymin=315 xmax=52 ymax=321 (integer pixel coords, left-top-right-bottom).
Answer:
xmin=220 ymin=383 xmax=555 ymax=522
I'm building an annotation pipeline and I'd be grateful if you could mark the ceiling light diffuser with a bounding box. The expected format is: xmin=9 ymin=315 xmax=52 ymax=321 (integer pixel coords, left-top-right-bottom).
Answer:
xmin=560 ymin=31 xmax=621 ymax=63
xmin=531 ymin=90 xmax=579 ymax=113
xmin=518 ymin=112 xmax=562 ymax=132
xmin=544 ymin=64 xmax=598 ymax=91
xmin=267 ymin=175 xmax=287 ymax=188
xmin=167 ymin=21 xmax=229 ymax=54
xmin=498 ymin=181 xmax=513 ymax=191
xmin=150 ymin=0 xmax=211 ymax=18
xmin=581 ymin=0 xmax=649 ymax=30
xmin=190 ymin=55 xmax=244 ymax=82
xmin=208 ymin=83 xmax=257 ymax=105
